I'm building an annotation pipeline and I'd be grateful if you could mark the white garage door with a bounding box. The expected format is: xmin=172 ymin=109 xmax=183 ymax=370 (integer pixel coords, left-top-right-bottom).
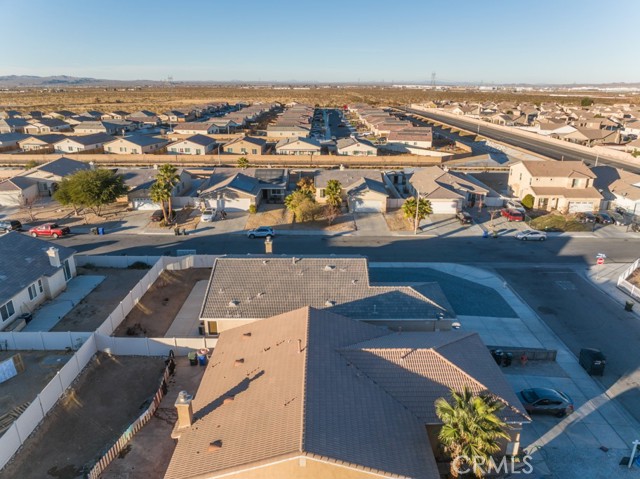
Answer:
xmin=221 ymin=197 xmax=251 ymax=211
xmin=430 ymin=200 xmax=458 ymax=214
xmin=353 ymin=199 xmax=382 ymax=212
xmin=133 ymin=199 xmax=160 ymax=210
xmin=568 ymin=201 xmax=593 ymax=213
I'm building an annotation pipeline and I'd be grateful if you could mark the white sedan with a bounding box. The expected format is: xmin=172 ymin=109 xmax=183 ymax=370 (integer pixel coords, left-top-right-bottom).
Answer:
xmin=516 ymin=230 xmax=547 ymax=241
xmin=200 ymin=208 xmax=216 ymax=222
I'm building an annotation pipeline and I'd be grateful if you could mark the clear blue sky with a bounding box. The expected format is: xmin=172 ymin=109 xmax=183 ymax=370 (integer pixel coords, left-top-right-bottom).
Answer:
xmin=2 ymin=0 xmax=638 ymax=84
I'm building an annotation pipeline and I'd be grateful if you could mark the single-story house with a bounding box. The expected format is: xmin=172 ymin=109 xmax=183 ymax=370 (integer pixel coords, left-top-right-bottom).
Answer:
xmin=561 ymin=127 xmax=619 ymax=146
xmin=166 ymin=305 xmax=528 ymax=479
xmin=173 ymin=122 xmax=218 ymax=135
xmin=0 ymin=176 xmax=39 ymax=206
xmin=266 ymin=124 xmax=311 ymax=138
xmin=167 ymin=135 xmax=217 ymax=155
xmin=384 ymin=128 xmax=434 ymax=154
xmin=275 ymin=137 xmax=321 ymax=155
xmin=53 ymin=133 xmax=114 ymax=153
xmin=509 ymin=161 xmax=602 ymax=212
xmin=117 ymin=167 xmax=193 ymax=210
xmin=14 ymin=156 xmax=93 ymax=199
xmin=335 ymin=137 xmax=377 ymax=156
xmin=223 ymin=136 xmax=267 ymax=155
xmin=73 ymin=120 xmax=134 ymax=135
xmin=23 ymin=118 xmax=72 ymax=134
xmin=0 ymin=233 xmax=77 ymax=331
xmin=314 ymin=169 xmax=393 ymax=212
xmin=18 ymin=134 xmax=68 ymax=152
xmin=104 ymin=135 xmax=168 ymax=154
xmin=198 ymin=167 xmax=289 ymax=211
xmin=0 ymin=118 xmax=30 ymax=134
xmin=0 ymin=133 xmax=30 ymax=149
xmin=199 ymin=256 xmax=454 ymax=334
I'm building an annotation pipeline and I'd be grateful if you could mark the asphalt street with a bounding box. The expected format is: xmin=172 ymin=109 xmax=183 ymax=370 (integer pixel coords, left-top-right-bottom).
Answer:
xmin=402 ymin=108 xmax=640 ymax=175
xmin=56 ymin=232 xmax=640 ymax=265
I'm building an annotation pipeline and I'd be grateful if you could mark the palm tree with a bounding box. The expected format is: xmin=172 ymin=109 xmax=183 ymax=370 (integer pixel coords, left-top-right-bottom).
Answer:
xmin=237 ymin=157 xmax=249 ymax=169
xmin=435 ymin=387 xmax=510 ymax=478
xmin=402 ymin=196 xmax=433 ymax=234
xmin=325 ymin=180 xmax=342 ymax=209
xmin=155 ymin=164 xmax=180 ymax=218
xmin=150 ymin=181 xmax=171 ymax=223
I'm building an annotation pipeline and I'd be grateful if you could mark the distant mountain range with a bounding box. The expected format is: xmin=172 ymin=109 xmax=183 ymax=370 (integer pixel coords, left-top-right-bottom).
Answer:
xmin=0 ymin=75 xmax=638 ymax=90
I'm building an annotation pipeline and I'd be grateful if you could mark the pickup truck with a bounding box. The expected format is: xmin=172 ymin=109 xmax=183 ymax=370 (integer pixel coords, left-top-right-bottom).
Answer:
xmin=28 ymin=223 xmax=70 ymax=239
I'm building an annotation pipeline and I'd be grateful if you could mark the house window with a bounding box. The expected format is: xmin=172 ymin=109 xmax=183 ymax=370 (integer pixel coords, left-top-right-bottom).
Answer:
xmin=132 ymin=149 xmax=138 ymax=154
xmin=63 ymin=259 xmax=72 ymax=282
xmin=185 ymin=148 xmax=191 ymax=152
xmin=252 ymin=149 xmax=257 ymax=154
xmin=0 ymin=300 xmax=15 ymax=322
xmin=196 ymin=149 xmax=201 ymax=155
xmin=107 ymin=147 xmax=112 ymax=152
xmin=28 ymin=283 xmax=38 ymax=300
xmin=320 ymin=189 xmax=325 ymax=198
xmin=120 ymin=147 xmax=124 ymax=152
xmin=571 ymin=179 xmax=581 ymax=188
xmin=38 ymin=279 xmax=43 ymax=293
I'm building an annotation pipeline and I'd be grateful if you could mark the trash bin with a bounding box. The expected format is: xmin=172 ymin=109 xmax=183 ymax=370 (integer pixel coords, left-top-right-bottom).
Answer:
xmin=490 ymin=349 xmax=504 ymax=366
xmin=97 ymin=227 xmax=105 ymax=235
xmin=579 ymin=348 xmax=606 ymax=376
xmin=625 ymin=301 xmax=634 ymax=312
xmin=197 ymin=348 xmax=209 ymax=366
xmin=188 ymin=352 xmax=197 ymax=366
xmin=502 ymin=352 xmax=513 ymax=367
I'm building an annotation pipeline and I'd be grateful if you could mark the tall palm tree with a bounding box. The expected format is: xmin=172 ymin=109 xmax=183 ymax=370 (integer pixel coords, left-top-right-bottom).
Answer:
xmin=150 ymin=181 xmax=171 ymax=223
xmin=435 ymin=387 xmax=510 ymax=478
xmin=325 ymin=180 xmax=342 ymax=208
xmin=155 ymin=164 xmax=180 ymax=218
xmin=402 ymin=196 xmax=433 ymax=234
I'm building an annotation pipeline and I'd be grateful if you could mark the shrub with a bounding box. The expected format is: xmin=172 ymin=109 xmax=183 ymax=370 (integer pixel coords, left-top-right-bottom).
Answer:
xmin=521 ymin=194 xmax=535 ymax=209
xmin=248 ymin=204 xmax=257 ymax=214
xmin=581 ymin=97 xmax=594 ymax=107
xmin=128 ymin=261 xmax=151 ymax=270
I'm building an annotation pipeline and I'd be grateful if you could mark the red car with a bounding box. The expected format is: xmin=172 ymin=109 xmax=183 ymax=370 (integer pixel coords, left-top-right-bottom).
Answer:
xmin=501 ymin=208 xmax=524 ymax=222
xmin=29 ymin=223 xmax=70 ymax=239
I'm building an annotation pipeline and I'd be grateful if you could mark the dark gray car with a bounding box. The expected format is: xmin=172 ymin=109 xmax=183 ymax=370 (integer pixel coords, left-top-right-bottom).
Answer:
xmin=517 ymin=388 xmax=574 ymax=417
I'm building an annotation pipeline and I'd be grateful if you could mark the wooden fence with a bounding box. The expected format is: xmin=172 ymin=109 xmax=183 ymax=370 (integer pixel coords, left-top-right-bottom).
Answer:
xmin=85 ymin=352 xmax=175 ymax=479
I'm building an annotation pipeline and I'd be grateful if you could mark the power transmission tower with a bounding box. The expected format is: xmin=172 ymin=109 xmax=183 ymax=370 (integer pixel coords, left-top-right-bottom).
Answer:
xmin=431 ymin=72 xmax=436 ymax=88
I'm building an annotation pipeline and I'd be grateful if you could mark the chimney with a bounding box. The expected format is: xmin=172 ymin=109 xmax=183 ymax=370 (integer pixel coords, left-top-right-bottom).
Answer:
xmin=264 ymin=236 xmax=273 ymax=254
xmin=46 ymin=247 xmax=61 ymax=268
xmin=174 ymin=390 xmax=193 ymax=429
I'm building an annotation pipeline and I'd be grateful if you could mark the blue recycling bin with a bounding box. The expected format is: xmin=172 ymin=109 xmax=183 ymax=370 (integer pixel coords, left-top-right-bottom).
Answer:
xmin=197 ymin=348 xmax=208 ymax=366
xmin=97 ymin=227 xmax=105 ymax=235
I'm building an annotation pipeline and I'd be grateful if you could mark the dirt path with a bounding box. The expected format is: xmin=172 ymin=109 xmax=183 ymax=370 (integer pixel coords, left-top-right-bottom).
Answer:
xmin=113 ymin=269 xmax=212 ymax=337
xmin=0 ymin=353 xmax=165 ymax=479
xmin=52 ymin=267 xmax=148 ymax=332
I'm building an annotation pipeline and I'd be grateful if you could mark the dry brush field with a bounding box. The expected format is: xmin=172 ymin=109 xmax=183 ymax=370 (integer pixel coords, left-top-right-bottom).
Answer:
xmin=1 ymin=85 xmax=637 ymax=112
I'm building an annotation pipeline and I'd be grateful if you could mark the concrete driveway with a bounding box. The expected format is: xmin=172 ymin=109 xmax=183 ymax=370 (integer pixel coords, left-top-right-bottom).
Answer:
xmin=353 ymin=212 xmax=388 ymax=235
xmin=420 ymin=214 xmax=483 ymax=238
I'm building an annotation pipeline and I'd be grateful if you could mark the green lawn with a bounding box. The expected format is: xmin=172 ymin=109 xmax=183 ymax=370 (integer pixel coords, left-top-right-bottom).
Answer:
xmin=529 ymin=213 xmax=591 ymax=232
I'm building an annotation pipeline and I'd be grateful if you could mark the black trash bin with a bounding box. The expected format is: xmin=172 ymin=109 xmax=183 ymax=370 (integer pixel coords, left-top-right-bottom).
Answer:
xmin=579 ymin=348 xmax=606 ymax=376
xmin=625 ymin=301 xmax=634 ymax=312
xmin=502 ymin=352 xmax=513 ymax=367
xmin=490 ymin=349 xmax=504 ymax=366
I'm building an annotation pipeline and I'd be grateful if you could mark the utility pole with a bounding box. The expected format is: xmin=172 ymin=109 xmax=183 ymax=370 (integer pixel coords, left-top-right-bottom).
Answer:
xmin=414 ymin=190 xmax=420 ymax=235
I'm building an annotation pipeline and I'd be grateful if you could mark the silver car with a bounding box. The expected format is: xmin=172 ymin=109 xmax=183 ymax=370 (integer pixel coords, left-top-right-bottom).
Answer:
xmin=247 ymin=226 xmax=274 ymax=239
xmin=200 ymin=208 xmax=216 ymax=222
xmin=516 ymin=230 xmax=547 ymax=241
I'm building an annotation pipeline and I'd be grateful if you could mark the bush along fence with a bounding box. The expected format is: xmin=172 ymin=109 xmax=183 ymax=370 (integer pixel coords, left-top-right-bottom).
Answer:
xmin=617 ymin=258 xmax=640 ymax=301
xmin=85 ymin=351 xmax=176 ymax=479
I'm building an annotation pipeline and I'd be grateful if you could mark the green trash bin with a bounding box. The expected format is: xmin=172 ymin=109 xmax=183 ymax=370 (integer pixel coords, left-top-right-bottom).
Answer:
xmin=625 ymin=301 xmax=634 ymax=312
xmin=188 ymin=352 xmax=197 ymax=366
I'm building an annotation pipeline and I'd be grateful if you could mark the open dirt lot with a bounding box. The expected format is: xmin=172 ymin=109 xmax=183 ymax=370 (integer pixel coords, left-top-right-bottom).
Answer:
xmin=0 ymin=353 xmax=165 ymax=479
xmin=0 ymin=351 xmax=72 ymax=435
xmin=113 ymin=269 xmax=212 ymax=337
xmin=383 ymin=208 xmax=412 ymax=231
xmin=51 ymin=267 xmax=148 ymax=332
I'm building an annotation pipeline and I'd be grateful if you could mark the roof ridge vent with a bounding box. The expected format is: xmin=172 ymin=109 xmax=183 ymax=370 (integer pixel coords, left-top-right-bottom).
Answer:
xmin=228 ymin=300 xmax=239 ymax=307
xmin=325 ymin=300 xmax=336 ymax=307
xmin=324 ymin=264 xmax=335 ymax=271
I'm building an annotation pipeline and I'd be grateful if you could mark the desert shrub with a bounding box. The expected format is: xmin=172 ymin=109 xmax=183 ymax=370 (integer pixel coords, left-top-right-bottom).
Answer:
xmin=128 ymin=261 xmax=151 ymax=270
xmin=248 ymin=204 xmax=257 ymax=214
xmin=521 ymin=194 xmax=535 ymax=209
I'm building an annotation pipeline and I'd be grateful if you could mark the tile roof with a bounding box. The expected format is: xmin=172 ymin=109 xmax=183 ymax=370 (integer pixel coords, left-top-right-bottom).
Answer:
xmin=529 ymin=186 xmax=603 ymax=199
xmin=164 ymin=307 xmax=440 ymax=479
xmin=0 ymin=232 xmax=75 ymax=304
xmin=518 ymin=160 xmax=596 ymax=179
xmin=0 ymin=176 xmax=37 ymax=192
xmin=408 ymin=166 xmax=488 ymax=199
xmin=314 ymin=169 xmax=382 ymax=189
xmin=200 ymin=256 xmax=453 ymax=321
xmin=35 ymin=157 xmax=91 ymax=177
xmin=54 ymin=133 xmax=114 ymax=146
xmin=183 ymin=134 xmax=217 ymax=147
xmin=108 ymin=135 xmax=168 ymax=147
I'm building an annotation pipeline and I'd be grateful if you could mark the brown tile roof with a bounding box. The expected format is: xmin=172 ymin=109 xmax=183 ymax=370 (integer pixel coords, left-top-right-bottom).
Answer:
xmin=409 ymin=166 xmax=488 ymax=199
xmin=518 ymin=160 xmax=596 ymax=179
xmin=529 ymin=186 xmax=603 ymax=199
xmin=166 ymin=307 xmax=527 ymax=479
xmin=200 ymin=256 xmax=454 ymax=321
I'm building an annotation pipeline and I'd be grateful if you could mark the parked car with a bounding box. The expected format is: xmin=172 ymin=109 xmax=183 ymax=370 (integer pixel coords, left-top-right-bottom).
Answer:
xmin=456 ymin=211 xmax=473 ymax=225
xmin=614 ymin=206 xmax=627 ymax=215
xmin=151 ymin=210 xmax=175 ymax=223
xmin=595 ymin=212 xmax=613 ymax=225
xmin=517 ymin=388 xmax=574 ymax=417
xmin=576 ymin=212 xmax=596 ymax=223
xmin=608 ymin=211 xmax=627 ymax=226
xmin=506 ymin=200 xmax=526 ymax=213
xmin=247 ymin=226 xmax=274 ymax=239
xmin=0 ymin=220 xmax=22 ymax=232
xmin=501 ymin=208 xmax=524 ymax=222
xmin=28 ymin=223 xmax=70 ymax=239
xmin=200 ymin=208 xmax=216 ymax=222
xmin=516 ymin=230 xmax=547 ymax=241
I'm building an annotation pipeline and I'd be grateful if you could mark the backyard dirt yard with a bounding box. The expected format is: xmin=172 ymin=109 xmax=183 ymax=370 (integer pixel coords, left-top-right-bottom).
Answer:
xmin=146 ymin=206 xmax=201 ymax=232
xmin=12 ymin=200 xmax=131 ymax=228
xmin=245 ymin=204 xmax=290 ymax=230
xmin=0 ymin=353 xmax=165 ymax=479
xmin=245 ymin=203 xmax=352 ymax=232
xmin=628 ymin=269 xmax=640 ymax=288
xmin=113 ymin=268 xmax=212 ymax=337
xmin=383 ymin=209 xmax=412 ymax=231
xmin=51 ymin=267 xmax=148 ymax=332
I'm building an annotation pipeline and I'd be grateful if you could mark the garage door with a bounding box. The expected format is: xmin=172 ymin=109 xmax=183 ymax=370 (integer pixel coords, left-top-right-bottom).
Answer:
xmin=133 ymin=199 xmax=160 ymax=210
xmin=430 ymin=200 xmax=458 ymax=214
xmin=220 ymin=197 xmax=251 ymax=211
xmin=568 ymin=201 xmax=593 ymax=213
xmin=353 ymin=199 xmax=382 ymax=212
